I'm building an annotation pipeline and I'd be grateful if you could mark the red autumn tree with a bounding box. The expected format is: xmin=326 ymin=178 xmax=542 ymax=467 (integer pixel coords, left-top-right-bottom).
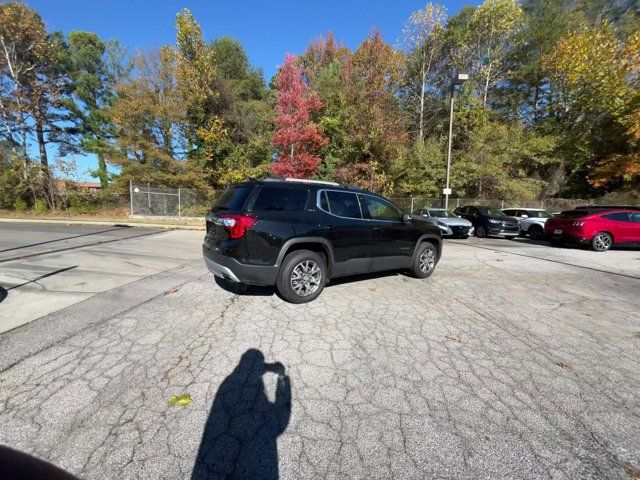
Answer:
xmin=271 ymin=53 xmax=327 ymax=178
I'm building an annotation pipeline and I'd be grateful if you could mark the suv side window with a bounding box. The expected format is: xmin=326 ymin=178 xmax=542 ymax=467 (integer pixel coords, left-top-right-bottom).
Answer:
xmin=324 ymin=191 xmax=362 ymax=219
xmin=602 ymin=212 xmax=631 ymax=222
xmin=362 ymin=195 xmax=402 ymax=222
xmin=252 ymin=187 xmax=308 ymax=212
xmin=631 ymin=212 xmax=640 ymax=223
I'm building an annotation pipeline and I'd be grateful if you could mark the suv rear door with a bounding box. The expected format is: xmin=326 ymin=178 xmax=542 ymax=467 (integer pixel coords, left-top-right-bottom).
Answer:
xmin=360 ymin=194 xmax=415 ymax=271
xmin=317 ymin=189 xmax=372 ymax=276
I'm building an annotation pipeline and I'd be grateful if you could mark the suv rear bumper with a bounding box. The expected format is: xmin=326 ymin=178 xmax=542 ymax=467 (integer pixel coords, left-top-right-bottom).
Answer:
xmin=202 ymin=244 xmax=278 ymax=286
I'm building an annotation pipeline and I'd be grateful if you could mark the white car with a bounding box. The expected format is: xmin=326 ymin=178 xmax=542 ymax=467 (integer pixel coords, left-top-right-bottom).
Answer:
xmin=413 ymin=208 xmax=474 ymax=238
xmin=501 ymin=208 xmax=553 ymax=240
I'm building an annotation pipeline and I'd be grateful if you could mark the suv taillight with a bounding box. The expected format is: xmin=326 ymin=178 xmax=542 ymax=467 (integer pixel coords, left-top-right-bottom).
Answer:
xmin=218 ymin=213 xmax=257 ymax=239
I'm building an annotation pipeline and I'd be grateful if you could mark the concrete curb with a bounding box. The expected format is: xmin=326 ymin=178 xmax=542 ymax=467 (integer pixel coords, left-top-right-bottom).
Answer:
xmin=0 ymin=217 xmax=205 ymax=230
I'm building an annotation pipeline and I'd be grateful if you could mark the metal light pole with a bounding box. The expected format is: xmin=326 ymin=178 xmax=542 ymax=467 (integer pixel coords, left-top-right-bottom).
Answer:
xmin=444 ymin=73 xmax=468 ymax=210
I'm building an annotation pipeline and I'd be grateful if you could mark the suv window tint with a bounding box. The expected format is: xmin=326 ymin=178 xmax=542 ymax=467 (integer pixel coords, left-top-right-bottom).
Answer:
xmin=602 ymin=212 xmax=631 ymax=222
xmin=325 ymin=191 xmax=362 ymax=218
xmin=253 ymin=187 xmax=308 ymax=212
xmin=503 ymin=209 xmax=517 ymax=216
xmin=213 ymin=186 xmax=252 ymax=211
xmin=363 ymin=196 xmax=402 ymax=221
xmin=631 ymin=212 xmax=640 ymax=223
xmin=319 ymin=191 xmax=329 ymax=211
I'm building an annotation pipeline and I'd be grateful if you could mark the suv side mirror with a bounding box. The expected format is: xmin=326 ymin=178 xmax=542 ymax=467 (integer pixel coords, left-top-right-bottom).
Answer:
xmin=402 ymin=213 xmax=411 ymax=223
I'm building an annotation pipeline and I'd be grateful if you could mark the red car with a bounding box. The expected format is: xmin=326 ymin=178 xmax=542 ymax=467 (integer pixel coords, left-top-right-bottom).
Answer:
xmin=544 ymin=207 xmax=640 ymax=251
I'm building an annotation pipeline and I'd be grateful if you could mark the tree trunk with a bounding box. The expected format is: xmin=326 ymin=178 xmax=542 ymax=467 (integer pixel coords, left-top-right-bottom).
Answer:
xmin=483 ymin=61 xmax=492 ymax=107
xmin=97 ymin=154 xmax=109 ymax=189
xmin=419 ymin=59 xmax=426 ymax=142
xmin=36 ymin=114 xmax=56 ymax=209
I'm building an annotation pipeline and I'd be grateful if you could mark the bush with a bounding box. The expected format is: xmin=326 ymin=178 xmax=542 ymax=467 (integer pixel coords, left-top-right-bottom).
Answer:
xmin=13 ymin=198 xmax=27 ymax=212
xmin=35 ymin=198 xmax=48 ymax=213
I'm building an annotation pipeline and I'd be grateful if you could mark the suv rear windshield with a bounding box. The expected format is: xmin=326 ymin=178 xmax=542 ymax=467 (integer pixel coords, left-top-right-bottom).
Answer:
xmin=213 ymin=186 xmax=252 ymax=211
xmin=253 ymin=187 xmax=308 ymax=212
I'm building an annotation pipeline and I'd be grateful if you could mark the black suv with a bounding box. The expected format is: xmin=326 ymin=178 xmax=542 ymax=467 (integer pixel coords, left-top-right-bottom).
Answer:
xmin=203 ymin=178 xmax=442 ymax=303
xmin=454 ymin=205 xmax=519 ymax=239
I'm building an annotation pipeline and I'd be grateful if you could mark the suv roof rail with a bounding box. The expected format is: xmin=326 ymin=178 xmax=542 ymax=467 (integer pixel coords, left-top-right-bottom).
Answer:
xmin=283 ymin=178 xmax=340 ymax=186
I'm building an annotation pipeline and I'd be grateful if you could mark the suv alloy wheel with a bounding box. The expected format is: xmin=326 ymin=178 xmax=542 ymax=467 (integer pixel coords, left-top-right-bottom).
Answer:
xmin=276 ymin=250 xmax=327 ymax=303
xmin=411 ymin=243 xmax=437 ymax=278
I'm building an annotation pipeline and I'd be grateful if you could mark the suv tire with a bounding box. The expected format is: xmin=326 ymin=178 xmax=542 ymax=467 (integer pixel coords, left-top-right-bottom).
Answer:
xmin=277 ymin=250 xmax=326 ymax=303
xmin=411 ymin=242 xmax=437 ymax=279
xmin=529 ymin=225 xmax=544 ymax=241
xmin=476 ymin=225 xmax=487 ymax=238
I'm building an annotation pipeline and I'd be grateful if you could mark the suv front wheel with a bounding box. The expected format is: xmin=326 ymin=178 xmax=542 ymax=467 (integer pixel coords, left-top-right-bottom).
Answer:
xmin=277 ymin=250 xmax=326 ymax=303
xmin=411 ymin=242 xmax=437 ymax=279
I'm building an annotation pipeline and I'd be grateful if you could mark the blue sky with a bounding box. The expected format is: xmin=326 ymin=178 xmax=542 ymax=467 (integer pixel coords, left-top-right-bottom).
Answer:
xmin=26 ymin=0 xmax=471 ymax=180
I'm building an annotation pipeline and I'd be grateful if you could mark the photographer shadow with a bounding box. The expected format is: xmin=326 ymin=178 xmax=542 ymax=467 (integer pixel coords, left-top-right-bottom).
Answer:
xmin=191 ymin=349 xmax=291 ymax=480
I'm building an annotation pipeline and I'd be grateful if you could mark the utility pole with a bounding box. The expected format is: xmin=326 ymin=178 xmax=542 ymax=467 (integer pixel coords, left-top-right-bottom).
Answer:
xmin=444 ymin=73 xmax=468 ymax=210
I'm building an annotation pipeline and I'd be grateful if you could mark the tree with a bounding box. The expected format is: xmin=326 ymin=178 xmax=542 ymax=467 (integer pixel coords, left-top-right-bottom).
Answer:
xmin=110 ymin=47 xmax=196 ymax=188
xmin=343 ymin=30 xmax=406 ymax=174
xmin=271 ymin=54 xmax=327 ymax=178
xmin=399 ymin=3 xmax=447 ymax=141
xmin=543 ymin=24 xmax=639 ymax=192
xmin=65 ymin=31 xmax=120 ymax=188
xmin=300 ymin=33 xmax=354 ymax=178
xmin=0 ymin=1 xmax=48 ymax=172
xmin=462 ymin=0 xmax=525 ymax=106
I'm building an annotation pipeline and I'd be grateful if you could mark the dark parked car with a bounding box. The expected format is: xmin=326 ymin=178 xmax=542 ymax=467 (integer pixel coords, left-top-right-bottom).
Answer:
xmin=453 ymin=205 xmax=520 ymax=239
xmin=544 ymin=207 xmax=640 ymax=251
xmin=203 ymin=178 xmax=442 ymax=303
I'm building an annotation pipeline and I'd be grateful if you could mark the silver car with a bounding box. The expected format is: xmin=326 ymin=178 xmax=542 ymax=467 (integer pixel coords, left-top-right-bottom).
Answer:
xmin=413 ymin=208 xmax=474 ymax=238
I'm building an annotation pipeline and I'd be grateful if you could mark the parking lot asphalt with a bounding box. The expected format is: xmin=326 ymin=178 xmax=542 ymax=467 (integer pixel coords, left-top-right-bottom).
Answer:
xmin=0 ymin=222 xmax=202 ymax=333
xmin=0 ymin=225 xmax=639 ymax=479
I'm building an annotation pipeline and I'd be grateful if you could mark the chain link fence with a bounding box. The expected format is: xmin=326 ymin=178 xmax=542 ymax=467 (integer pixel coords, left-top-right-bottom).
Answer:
xmin=129 ymin=182 xmax=217 ymax=219
xmin=128 ymin=181 xmax=604 ymax=219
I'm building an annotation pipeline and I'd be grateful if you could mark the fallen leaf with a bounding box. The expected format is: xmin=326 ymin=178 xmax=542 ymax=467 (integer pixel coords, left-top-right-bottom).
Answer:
xmin=583 ymin=313 xmax=592 ymax=317
xmin=445 ymin=335 xmax=463 ymax=343
xmin=168 ymin=393 xmax=192 ymax=407
xmin=369 ymin=287 xmax=377 ymax=292
xmin=622 ymin=463 xmax=640 ymax=479
xmin=177 ymin=265 xmax=186 ymax=269
xmin=496 ymin=259 xmax=504 ymax=262
xmin=556 ymin=362 xmax=571 ymax=369
xmin=169 ymin=287 xmax=179 ymax=293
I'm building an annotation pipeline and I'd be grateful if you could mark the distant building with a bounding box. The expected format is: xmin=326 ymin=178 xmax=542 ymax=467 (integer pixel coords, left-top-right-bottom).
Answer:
xmin=55 ymin=180 xmax=104 ymax=194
